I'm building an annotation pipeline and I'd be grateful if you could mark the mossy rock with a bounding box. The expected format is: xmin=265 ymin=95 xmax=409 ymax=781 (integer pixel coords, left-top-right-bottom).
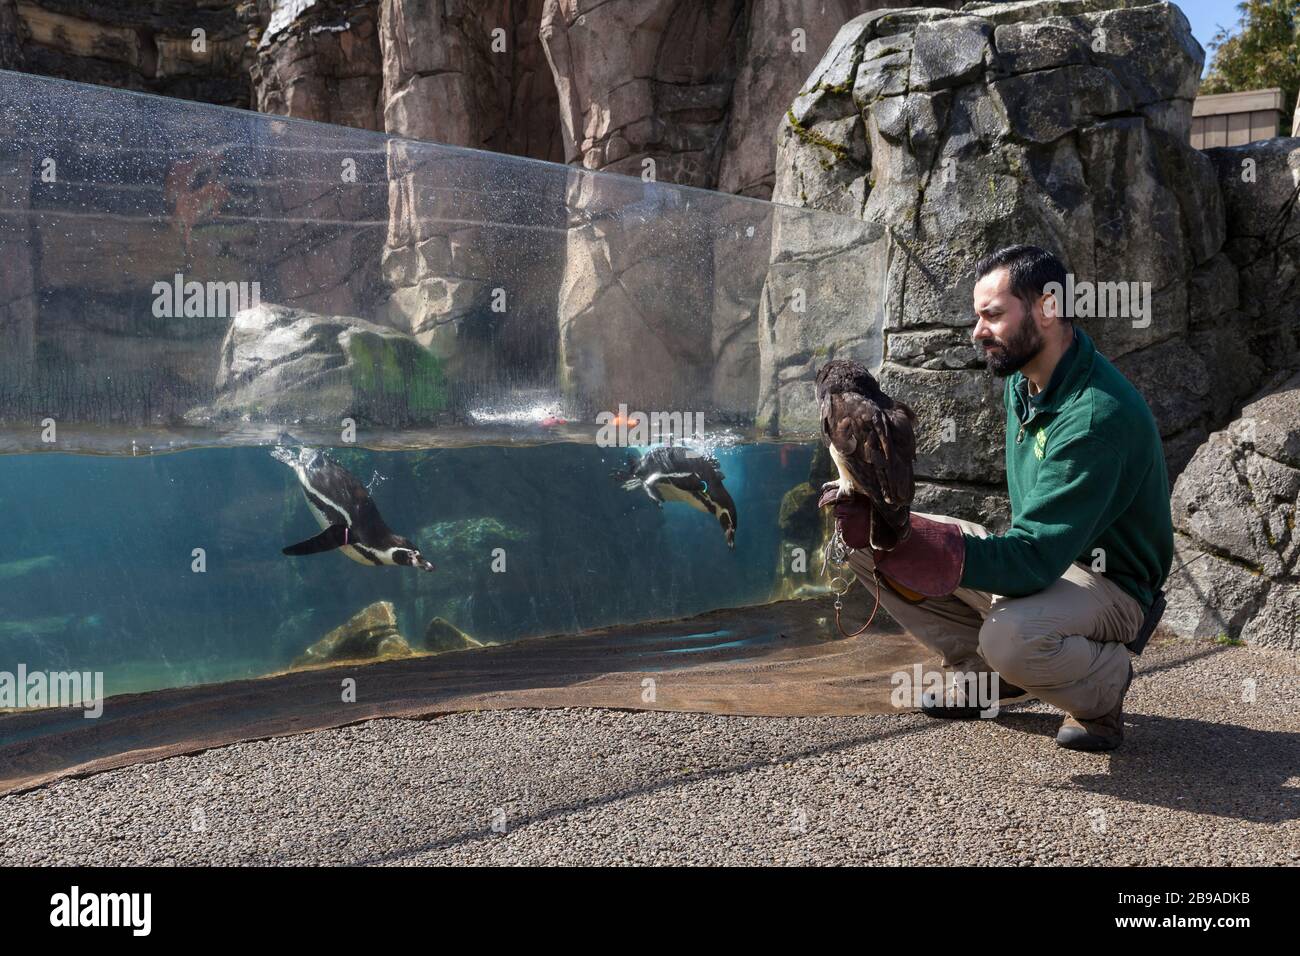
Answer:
xmin=418 ymin=516 xmax=530 ymax=565
xmin=779 ymin=482 xmax=821 ymax=541
xmin=422 ymin=616 xmax=485 ymax=653
xmin=291 ymin=601 xmax=414 ymax=668
xmin=347 ymin=330 xmax=448 ymax=421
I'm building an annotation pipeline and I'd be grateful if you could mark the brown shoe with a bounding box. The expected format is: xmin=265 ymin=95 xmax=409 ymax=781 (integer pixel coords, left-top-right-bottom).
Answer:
xmin=1056 ymin=662 xmax=1132 ymax=752
xmin=920 ymin=676 xmax=1030 ymax=720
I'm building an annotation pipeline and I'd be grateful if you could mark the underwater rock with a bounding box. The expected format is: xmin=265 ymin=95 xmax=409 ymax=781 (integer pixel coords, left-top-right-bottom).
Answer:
xmin=0 ymin=555 xmax=57 ymax=582
xmin=193 ymin=303 xmax=448 ymax=427
xmin=422 ymin=617 xmax=485 ymax=654
xmin=291 ymin=601 xmax=414 ymax=668
xmin=771 ymin=444 xmax=837 ymax=601
xmin=416 ymin=517 xmax=530 ymax=583
xmin=779 ymin=482 xmax=822 ymax=544
xmin=0 ymin=615 xmax=79 ymax=637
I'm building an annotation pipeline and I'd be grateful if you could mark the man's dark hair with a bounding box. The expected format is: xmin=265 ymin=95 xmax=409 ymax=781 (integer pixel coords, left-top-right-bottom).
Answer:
xmin=973 ymin=244 xmax=1071 ymax=323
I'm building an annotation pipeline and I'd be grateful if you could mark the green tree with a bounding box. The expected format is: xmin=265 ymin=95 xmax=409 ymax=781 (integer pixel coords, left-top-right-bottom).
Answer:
xmin=1201 ymin=0 xmax=1299 ymax=135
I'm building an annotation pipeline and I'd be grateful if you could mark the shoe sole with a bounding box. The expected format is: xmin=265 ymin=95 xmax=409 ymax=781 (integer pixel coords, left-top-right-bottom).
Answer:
xmin=921 ymin=695 xmax=1031 ymax=720
xmin=1056 ymin=734 xmax=1122 ymax=752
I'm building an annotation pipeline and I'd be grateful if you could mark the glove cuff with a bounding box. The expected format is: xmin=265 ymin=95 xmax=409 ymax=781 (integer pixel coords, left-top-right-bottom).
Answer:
xmin=873 ymin=514 xmax=965 ymax=597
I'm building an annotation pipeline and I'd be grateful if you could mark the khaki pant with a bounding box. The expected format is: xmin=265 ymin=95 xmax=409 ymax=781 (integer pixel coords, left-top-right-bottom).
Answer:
xmin=846 ymin=512 xmax=1144 ymax=720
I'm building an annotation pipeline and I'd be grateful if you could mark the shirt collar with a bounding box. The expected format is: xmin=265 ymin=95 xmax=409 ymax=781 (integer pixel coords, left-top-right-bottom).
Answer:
xmin=1028 ymin=327 xmax=1079 ymax=406
xmin=1014 ymin=326 xmax=1092 ymax=420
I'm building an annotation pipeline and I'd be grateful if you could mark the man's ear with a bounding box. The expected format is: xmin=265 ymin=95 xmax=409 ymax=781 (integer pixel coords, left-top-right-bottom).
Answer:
xmin=1037 ymin=290 xmax=1059 ymax=326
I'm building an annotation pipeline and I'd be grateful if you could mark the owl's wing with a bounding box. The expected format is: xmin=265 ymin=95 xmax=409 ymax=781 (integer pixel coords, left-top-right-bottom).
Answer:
xmin=829 ymin=391 xmax=917 ymax=541
xmin=826 ymin=392 xmax=889 ymax=493
xmin=877 ymin=400 xmax=917 ymax=508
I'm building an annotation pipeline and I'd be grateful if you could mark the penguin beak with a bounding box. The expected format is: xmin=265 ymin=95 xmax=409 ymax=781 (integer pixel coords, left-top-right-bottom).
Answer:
xmin=419 ymin=559 xmax=436 ymax=573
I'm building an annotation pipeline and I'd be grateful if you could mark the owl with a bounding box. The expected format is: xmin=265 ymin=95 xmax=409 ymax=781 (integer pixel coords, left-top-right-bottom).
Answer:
xmin=815 ymin=359 xmax=917 ymax=551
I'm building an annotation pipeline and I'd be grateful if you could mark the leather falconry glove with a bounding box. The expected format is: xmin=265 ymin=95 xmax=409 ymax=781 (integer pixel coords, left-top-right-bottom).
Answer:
xmin=818 ymin=487 xmax=965 ymax=599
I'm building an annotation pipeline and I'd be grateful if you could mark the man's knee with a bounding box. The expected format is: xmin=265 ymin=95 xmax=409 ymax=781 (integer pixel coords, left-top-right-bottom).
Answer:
xmin=978 ymin=604 xmax=1050 ymax=678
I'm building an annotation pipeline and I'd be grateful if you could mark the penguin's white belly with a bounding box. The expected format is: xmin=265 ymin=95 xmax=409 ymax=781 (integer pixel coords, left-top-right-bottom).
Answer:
xmin=339 ymin=544 xmax=375 ymax=566
xmin=299 ymin=476 xmax=372 ymax=564
xmin=656 ymin=479 xmax=710 ymax=513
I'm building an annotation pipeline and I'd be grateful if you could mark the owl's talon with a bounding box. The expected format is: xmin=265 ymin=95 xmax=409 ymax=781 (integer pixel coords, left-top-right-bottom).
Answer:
xmin=818 ymin=482 xmax=851 ymax=509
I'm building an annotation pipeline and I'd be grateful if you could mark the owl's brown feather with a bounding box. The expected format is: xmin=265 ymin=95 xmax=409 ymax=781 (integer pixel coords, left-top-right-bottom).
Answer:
xmin=816 ymin=359 xmax=917 ymax=551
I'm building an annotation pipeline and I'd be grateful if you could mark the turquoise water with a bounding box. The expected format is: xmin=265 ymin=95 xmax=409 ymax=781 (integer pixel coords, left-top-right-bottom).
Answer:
xmin=0 ymin=442 xmax=812 ymax=695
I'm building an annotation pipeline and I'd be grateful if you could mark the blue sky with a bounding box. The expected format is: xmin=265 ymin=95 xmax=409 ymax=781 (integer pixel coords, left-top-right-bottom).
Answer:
xmin=1174 ymin=0 xmax=1248 ymax=73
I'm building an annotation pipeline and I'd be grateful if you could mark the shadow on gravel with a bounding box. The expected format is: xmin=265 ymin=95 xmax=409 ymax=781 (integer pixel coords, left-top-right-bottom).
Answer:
xmin=990 ymin=641 xmax=1300 ymax=825
xmin=351 ymin=714 xmax=938 ymax=865
xmin=1071 ymin=717 xmax=1300 ymax=824
xmin=993 ymin=711 xmax=1299 ymax=823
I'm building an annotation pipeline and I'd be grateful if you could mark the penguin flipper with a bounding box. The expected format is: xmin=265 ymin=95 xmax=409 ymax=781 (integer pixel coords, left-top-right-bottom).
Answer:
xmin=282 ymin=525 xmax=350 ymax=556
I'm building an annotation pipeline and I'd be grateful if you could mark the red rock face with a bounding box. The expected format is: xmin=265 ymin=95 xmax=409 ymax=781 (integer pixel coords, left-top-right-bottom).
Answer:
xmin=1 ymin=0 xmax=258 ymax=106
xmin=379 ymin=0 xmax=563 ymax=161
xmin=254 ymin=0 xmax=386 ymax=131
xmin=538 ymin=0 xmax=953 ymax=195
xmin=0 ymin=0 xmax=24 ymax=69
xmin=3 ymin=0 xmax=943 ymax=189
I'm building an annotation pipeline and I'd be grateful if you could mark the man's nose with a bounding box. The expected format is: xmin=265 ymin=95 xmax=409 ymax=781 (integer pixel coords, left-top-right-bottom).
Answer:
xmin=972 ymin=316 xmax=990 ymax=341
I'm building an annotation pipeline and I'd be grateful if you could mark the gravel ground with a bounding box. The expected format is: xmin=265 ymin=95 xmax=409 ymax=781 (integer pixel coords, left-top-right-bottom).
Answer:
xmin=2 ymin=641 xmax=1297 ymax=866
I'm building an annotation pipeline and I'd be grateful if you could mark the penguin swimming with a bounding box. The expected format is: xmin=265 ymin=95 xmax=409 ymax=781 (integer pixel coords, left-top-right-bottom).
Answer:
xmin=612 ymin=445 xmax=738 ymax=549
xmin=272 ymin=445 xmax=435 ymax=572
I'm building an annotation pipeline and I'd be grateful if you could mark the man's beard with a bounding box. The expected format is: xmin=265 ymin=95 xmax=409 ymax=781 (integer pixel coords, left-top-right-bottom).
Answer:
xmin=979 ymin=317 xmax=1043 ymax=377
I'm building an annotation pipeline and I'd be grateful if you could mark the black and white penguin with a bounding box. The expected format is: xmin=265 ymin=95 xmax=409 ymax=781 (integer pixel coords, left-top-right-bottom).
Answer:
xmin=612 ymin=445 xmax=738 ymax=549
xmin=272 ymin=445 xmax=435 ymax=572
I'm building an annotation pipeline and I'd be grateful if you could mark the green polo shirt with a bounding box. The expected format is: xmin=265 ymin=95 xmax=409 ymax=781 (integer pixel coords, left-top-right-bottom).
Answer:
xmin=959 ymin=327 xmax=1173 ymax=610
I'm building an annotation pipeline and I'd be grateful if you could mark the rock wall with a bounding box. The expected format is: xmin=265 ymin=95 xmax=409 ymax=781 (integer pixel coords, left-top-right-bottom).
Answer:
xmin=540 ymin=0 xmax=958 ymax=195
xmin=253 ymin=0 xmax=385 ymax=130
xmin=721 ymin=0 xmax=907 ymax=198
xmin=2 ymin=0 xmax=258 ymax=106
xmin=0 ymin=0 xmax=24 ymax=69
xmin=761 ymin=0 xmax=1300 ymax=532
xmin=1161 ymin=137 xmax=1300 ymax=647
xmin=1202 ymin=137 xmax=1300 ymax=410
xmin=0 ymin=148 xmax=36 ymax=401
xmin=376 ymin=0 xmax=567 ymax=398
xmin=1165 ymin=370 xmax=1300 ymax=650
xmin=539 ymin=0 xmax=948 ymax=418
xmin=382 ymin=0 xmax=562 ymax=159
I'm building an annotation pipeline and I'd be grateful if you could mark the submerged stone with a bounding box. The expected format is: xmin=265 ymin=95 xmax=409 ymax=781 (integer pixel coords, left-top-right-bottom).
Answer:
xmin=292 ymin=601 xmax=414 ymax=668
xmin=422 ymin=617 xmax=485 ymax=654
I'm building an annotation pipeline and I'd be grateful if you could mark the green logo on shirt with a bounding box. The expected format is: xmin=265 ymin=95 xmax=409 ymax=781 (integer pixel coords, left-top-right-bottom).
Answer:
xmin=1034 ymin=428 xmax=1047 ymax=460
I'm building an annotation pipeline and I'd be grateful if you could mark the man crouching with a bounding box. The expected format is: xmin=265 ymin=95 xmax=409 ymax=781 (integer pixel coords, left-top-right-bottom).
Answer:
xmin=827 ymin=244 xmax=1173 ymax=751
